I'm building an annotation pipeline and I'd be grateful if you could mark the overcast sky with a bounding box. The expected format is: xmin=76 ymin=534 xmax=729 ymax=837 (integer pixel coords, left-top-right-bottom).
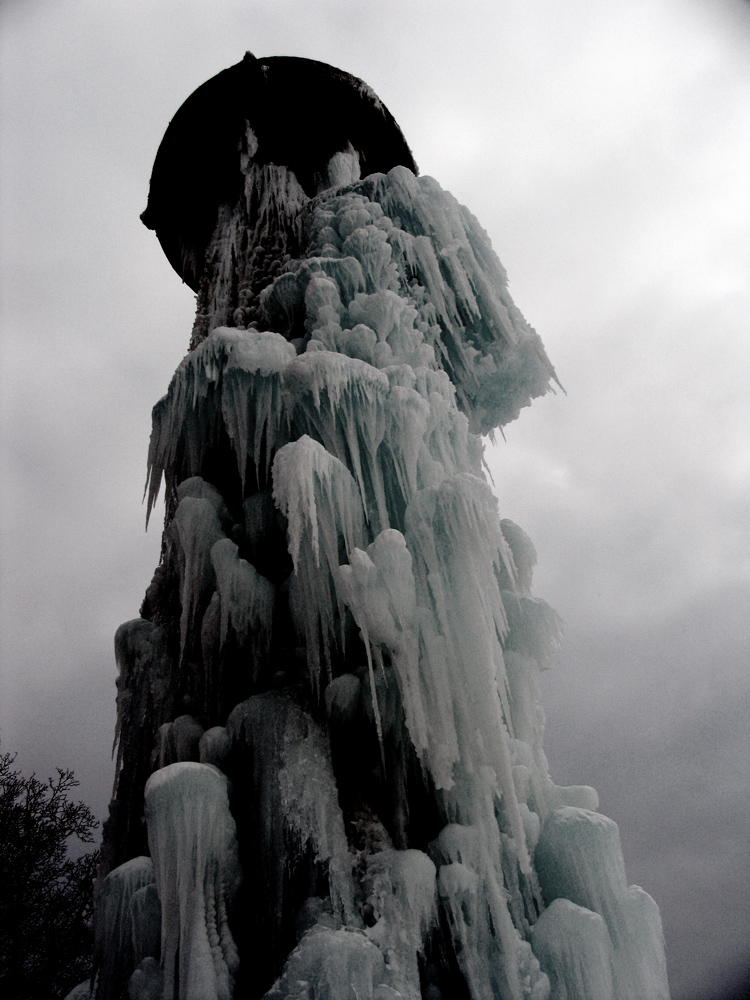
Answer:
xmin=1 ymin=2 xmax=749 ymax=998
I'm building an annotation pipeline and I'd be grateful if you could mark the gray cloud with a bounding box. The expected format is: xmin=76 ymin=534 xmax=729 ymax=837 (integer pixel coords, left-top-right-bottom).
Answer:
xmin=540 ymin=583 xmax=750 ymax=999
xmin=1 ymin=2 xmax=748 ymax=997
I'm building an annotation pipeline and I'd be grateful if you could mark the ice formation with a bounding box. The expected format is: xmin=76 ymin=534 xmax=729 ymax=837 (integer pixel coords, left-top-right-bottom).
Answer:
xmin=144 ymin=762 xmax=241 ymax=1000
xmin=91 ymin=54 xmax=669 ymax=1000
xmin=92 ymin=855 xmax=157 ymax=999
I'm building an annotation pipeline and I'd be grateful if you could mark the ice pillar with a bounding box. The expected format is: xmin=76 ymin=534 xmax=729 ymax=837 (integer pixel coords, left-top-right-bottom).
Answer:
xmin=91 ymin=53 xmax=669 ymax=1000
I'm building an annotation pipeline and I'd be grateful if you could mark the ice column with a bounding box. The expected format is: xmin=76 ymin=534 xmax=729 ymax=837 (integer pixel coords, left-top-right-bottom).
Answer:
xmin=92 ymin=855 xmax=157 ymax=1000
xmin=143 ymin=762 xmax=241 ymax=1000
xmin=96 ymin=54 xmax=670 ymax=1000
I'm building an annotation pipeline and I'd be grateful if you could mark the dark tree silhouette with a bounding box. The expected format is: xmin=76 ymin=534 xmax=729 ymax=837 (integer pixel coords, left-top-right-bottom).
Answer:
xmin=0 ymin=747 xmax=99 ymax=1000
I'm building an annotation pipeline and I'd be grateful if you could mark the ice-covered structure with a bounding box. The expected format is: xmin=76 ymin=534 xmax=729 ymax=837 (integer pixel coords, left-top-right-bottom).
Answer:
xmin=81 ymin=54 xmax=670 ymax=1000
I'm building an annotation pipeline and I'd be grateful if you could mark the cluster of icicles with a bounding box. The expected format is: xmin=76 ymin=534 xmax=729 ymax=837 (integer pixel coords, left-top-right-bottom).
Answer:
xmin=74 ymin=164 xmax=669 ymax=1000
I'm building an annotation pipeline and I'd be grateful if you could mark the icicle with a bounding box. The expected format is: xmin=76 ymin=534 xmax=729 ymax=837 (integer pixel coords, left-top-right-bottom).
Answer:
xmin=436 ymin=861 xmax=487 ymax=995
xmin=263 ymin=927 xmax=389 ymax=1000
xmin=283 ymin=350 xmax=390 ymax=532
xmin=210 ymin=537 xmax=274 ymax=660
xmin=430 ymin=823 xmax=549 ymax=1000
xmin=337 ymin=530 xmax=429 ymax=772
xmin=272 ymin=436 xmax=367 ymax=684
xmin=535 ymin=807 xmax=669 ymax=1000
xmin=531 ymin=898 xmax=616 ymax=1000
xmin=404 ymin=476 xmax=530 ymax=872
xmin=221 ymin=330 xmax=295 ymax=486
xmin=364 ymin=849 xmax=437 ymax=999
xmin=129 ymin=882 xmax=161 ymax=970
xmin=381 ymin=382 xmax=430 ymax=513
xmin=170 ymin=495 xmax=225 ymax=661
xmin=412 ymin=367 xmax=475 ymax=483
xmin=145 ymin=330 xmax=244 ymax=521
xmin=240 ymin=162 xmax=308 ymax=258
xmin=144 ymin=763 xmax=241 ymax=1000
xmin=360 ymin=624 xmax=387 ymax=775
xmin=93 ymin=856 xmax=156 ymax=1000
xmin=146 ymin=329 xmax=295 ymax=520
xmin=226 ymin=693 xmax=355 ymax=945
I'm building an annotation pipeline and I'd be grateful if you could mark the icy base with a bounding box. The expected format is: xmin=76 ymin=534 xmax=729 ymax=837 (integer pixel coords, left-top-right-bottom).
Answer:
xmin=89 ymin=158 xmax=669 ymax=1000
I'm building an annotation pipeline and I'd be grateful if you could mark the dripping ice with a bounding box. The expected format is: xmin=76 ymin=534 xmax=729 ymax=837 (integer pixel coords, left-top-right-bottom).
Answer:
xmin=78 ymin=87 xmax=670 ymax=1000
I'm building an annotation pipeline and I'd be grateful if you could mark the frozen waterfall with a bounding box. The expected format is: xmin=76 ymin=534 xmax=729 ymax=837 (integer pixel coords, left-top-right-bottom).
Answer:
xmin=74 ymin=53 xmax=669 ymax=1000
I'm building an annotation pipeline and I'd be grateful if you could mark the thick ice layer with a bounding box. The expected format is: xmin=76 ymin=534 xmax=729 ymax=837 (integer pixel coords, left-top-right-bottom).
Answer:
xmin=535 ymin=807 xmax=669 ymax=1000
xmin=199 ymin=726 xmax=232 ymax=769
xmin=531 ymin=898 xmax=615 ymax=1000
xmin=128 ymin=956 xmax=163 ymax=1000
xmin=93 ymin=856 xmax=156 ymax=1000
xmin=614 ymin=886 xmax=671 ymax=1000
xmin=170 ymin=496 xmax=225 ymax=660
xmin=429 ymin=823 xmax=549 ymax=1000
xmin=146 ymin=328 xmax=295 ymax=518
xmin=144 ymin=763 xmax=241 ymax=1000
xmin=336 ymin=477 xmax=533 ymax=894
xmin=272 ymin=436 xmax=366 ymax=682
xmin=105 ymin=619 xmax=176 ymax=878
xmin=156 ymin=714 xmax=204 ymax=767
xmin=363 ymin=849 xmax=437 ymax=999
xmin=112 ymin=619 xmax=172 ymax=776
xmin=63 ymin=982 xmax=93 ymax=1000
xmin=177 ymin=475 xmax=233 ymax=519
xmin=535 ymin=808 xmax=628 ymax=937
xmin=404 ymin=476 xmax=530 ymax=873
xmin=104 ymin=101 xmax=670 ymax=1000
xmin=301 ymin=167 xmax=559 ymax=434
xmin=129 ymin=883 xmax=161 ymax=969
xmin=283 ymin=347 xmax=390 ymax=531
xmin=263 ymin=927 xmax=388 ymax=1000
xmin=211 ymin=538 xmax=274 ymax=662
xmin=226 ymin=693 xmax=354 ymax=934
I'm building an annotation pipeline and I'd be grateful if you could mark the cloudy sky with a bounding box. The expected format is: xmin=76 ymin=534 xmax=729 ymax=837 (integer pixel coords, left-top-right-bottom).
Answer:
xmin=1 ymin=1 xmax=748 ymax=997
